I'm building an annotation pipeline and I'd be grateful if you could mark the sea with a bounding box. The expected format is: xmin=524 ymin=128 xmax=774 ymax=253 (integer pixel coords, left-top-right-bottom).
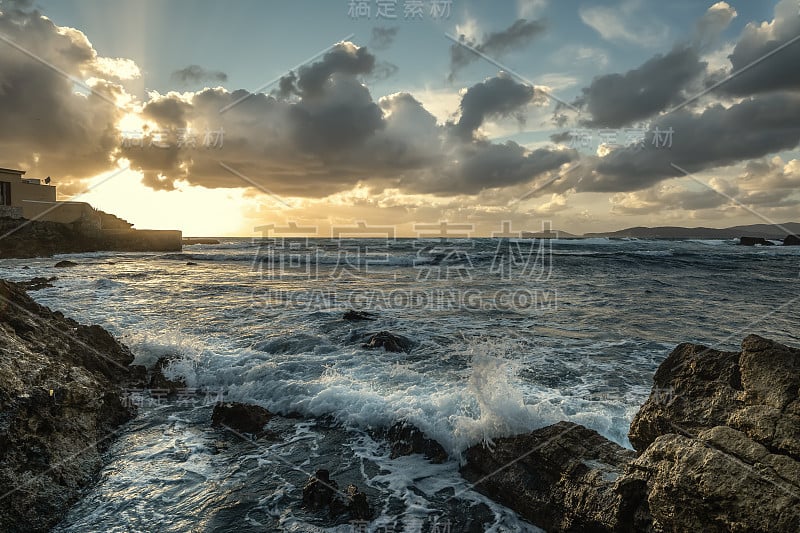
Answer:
xmin=2 ymin=237 xmax=798 ymax=532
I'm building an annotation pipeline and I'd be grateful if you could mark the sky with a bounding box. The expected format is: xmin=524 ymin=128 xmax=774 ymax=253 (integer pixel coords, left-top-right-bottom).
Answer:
xmin=0 ymin=0 xmax=798 ymax=236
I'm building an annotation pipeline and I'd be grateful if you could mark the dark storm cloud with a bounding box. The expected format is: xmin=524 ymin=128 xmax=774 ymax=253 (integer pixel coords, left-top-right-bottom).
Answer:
xmin=0 ymin=5 xmax=124 ymax=181
xmin=171 ymin=65 xmax=228 ymax=84
xmin=574 ymin=92 xmax=800 ymax=193
xmin=369 ymin=26 xmax=399 ymax=50
xmin=577 ymin=45 xmax=706 ymax=128
xmin=719 ymin=0 xmax=800 ymax=96
xmin=125 ymin=66 xmax=575 ymax=197
xmin=449 ymin=19 xmax=546 ymax=81
xmin=454 ymin=74 xmax=536 ymax=139
xmin=278 ymin=42 xmax=376 ymax=98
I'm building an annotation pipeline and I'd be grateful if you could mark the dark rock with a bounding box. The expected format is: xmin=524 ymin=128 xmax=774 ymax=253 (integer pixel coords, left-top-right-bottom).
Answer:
xmin=738 ymin=236 xmax=775 ymax=246
xmin=54 ymin=260 xmax=78 ymax=268
xmin=186 ymin=261 xmax=198 ymax=266
xmin=182 ymin=238 xmax=220 ymax=245
xmin=784 ymin=234 xmax=800 ymax=246
xmin=387 ymin=421 xmax=448 ymax=463
xmin=344 ymin=484 xmax=371 ymax=520
xmin=211 ymin=401 xmax=273 ymax=436
xmin=362 ymin=331 xmax=414 ymax=353
xmin=0 ymin=280 xmax=137 ymax=532
xmin=460 ymin=421 xmax=639 ymax=532
xmin=17 ymin=276 xmax=57 ymax=291
xmin=147 ymin=356 xmax=186 ymax=394
xmin=302 ymin=469 xmax=339 ymax=511
xmin=460 ymin=336 xmax=800 ymax=532
xmin=343 ymin=309 xmax=376 ymax=321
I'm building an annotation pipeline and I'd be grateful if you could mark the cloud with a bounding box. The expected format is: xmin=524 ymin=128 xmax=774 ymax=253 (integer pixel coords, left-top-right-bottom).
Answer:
xmin=576 ymin=92 xmax=800 ymax=193
xmin=719 ymin=0 xmax=800 ymax=96
xmin=278 ymin=41 xmax=375 ymax=97
xmin=454 ymin=73 xmax=537 ymax=139
xmin=0 ymin=5 xmax=129 ymax=181
xmin=123 ymin=61 xmax=575 ymax=198
xmin=369 ymin=26 xmax=398 ymax=50
xmin=171 ymin=65 xmax=228 ymax=84
xmin=518 ymin=0 xmax=547 ymax=19
xmin=577 ymin=45 xmax=706 ymax=128
xmin=449 ymin=18 xmax=547 ymax=81
xmin=692 ymin=2 xmax=737 ymax=50
xmin=579 ymin=0 xmax=668 ymax=47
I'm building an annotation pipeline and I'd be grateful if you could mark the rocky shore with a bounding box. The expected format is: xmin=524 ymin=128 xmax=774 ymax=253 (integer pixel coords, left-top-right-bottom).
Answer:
xmin=0 ymin=280 xmax=142 ymax=532
xmin=0 ymin=217 xmax=181 ymax=259
xmin=461 ymin=335 xmax=800 ymax=532
xmin=1 ymin=277 xmax=797 ymax=531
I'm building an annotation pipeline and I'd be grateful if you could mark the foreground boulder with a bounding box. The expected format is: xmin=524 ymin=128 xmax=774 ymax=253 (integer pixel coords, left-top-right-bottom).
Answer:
xmin=302 ymin=469 xmax=372 ymax=520
xmin=211 ymin=401 xmax=273 ymax=437
xmin=461 ymin=421 xmax=641 ymax=532
xmin=0 ymin=280 xmax=138 ymax=532
xmin=460 ymin=336 xmax=800 ymax=532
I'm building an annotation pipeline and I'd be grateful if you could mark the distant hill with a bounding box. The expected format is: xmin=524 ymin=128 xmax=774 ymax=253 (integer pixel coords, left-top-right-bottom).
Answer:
xmin=582 ymin=222 xmax=800 ymax=240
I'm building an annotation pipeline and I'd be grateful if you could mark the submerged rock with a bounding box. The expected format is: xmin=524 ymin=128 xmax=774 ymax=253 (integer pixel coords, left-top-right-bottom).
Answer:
xmin=17 ymin=276 xmax=57 ymax=291
xmin=54 ymin=260 xmax=78 ymax=268
xmin=301 ymin=470 xmax=372 ymax=520
xmin=343 ymin=309 xmax=376 ymax=321
xmin=387 ymin=421 xmax=448 ymax=463
xmin=362 ymin=331 xmax=414 ymax=353
xmin=211 ymin=401 xmax=273 ymax=436
xmin=147 ymin=355 xmax=186 ymax=394
xmin=738 ymin=236 xmax=775 ymax=246
xmin=0 ymin=280 xmax=137 ymax=532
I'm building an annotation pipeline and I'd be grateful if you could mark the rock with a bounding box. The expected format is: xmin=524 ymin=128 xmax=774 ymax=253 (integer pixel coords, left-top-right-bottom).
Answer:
xmin=211 ymin=401 xmax=273 ymax=436
xmin=0 ymin=280 xmax=137 ymax=532
xmin=186 ymin=261 xmax=198 ymax=266
xmin=182 ymin=238 xmax=220 ymax=245
xmin=362 ymin=331 xmax=414 ymax=353
xmin=344 ymin=484 xmax=371 ymax=520
xmin=784 ymin=234 xmax=800 ymax=246
xmin=17 ymin=276 xmax=57 ymax=291
xmin=460 ymin=336 xmax=800 ymax=532
xmin=302 ymin=469 xmax=339 ymax=511
xmin=387 ymin=421 xmax=448 ymax=463
xmin=147 ymin=355 xmax=186 ymax=394
xmin=625 ymin=426 xmax=800 ymax=532
xmin=301 ymin=470 xmax=371 ymax=520
xmin=629 ymin=335 xmax=800 ymax=457
xmin=460 ymin=421 xmax=640 ymax=532
xmin=54 ymin=260 xmax=78 ymax=268
xmin=738 ymin=236 xmax=775 ymax=246
xmin=343 ymin=309 xmax=376 ymax=321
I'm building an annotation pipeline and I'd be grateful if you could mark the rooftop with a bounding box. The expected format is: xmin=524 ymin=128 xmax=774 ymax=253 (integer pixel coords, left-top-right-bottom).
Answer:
xmin=0 ymin=168 xmax=26 ymax=175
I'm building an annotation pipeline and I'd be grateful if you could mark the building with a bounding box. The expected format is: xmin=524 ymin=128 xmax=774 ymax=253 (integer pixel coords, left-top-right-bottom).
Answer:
xmin=0 ymin=167 xmax=97 ymax=225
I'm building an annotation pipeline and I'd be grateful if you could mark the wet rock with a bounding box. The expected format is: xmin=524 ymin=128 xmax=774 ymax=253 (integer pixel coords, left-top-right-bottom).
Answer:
xmin=0 ymin=280 xmax=137 ymax=532
xmin=147 ymin=355 xmax=186 ymax=394
xmin=460 ymin=421 xmax=639 ymax=532
xmin=784 ymin=234 xmax=800 ymax=246
xmin=460 ymin=336 xmax=800 ymax=532
xmin=387 ymin=421 xmax=448 ymax=463
xmin=362 ymin=331 xmax=414 ymax=353
xmin=211 ymin=401 xmax=273 ymax=436
xmin=344 ymin=484 xmax=371 ymax=520
xmin=17 ymin=276 xmax=57 ymax=291
xmin=54 ymin=260 xmax=78 ymax=268
xmin=738 ymin=236 xmax=775 ymax=246
xmin=186 ymin=261 xmax=198 ymax=266
xmin=343 ymin=309 xmax=376 ymax=321
xmin=302 ymin=469 xmax=339 ymax=511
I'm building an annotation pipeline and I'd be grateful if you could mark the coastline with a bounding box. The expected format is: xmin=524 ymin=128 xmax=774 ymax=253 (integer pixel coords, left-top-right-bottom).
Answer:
xmin=1 ymin=278 xmax=798 ymax=531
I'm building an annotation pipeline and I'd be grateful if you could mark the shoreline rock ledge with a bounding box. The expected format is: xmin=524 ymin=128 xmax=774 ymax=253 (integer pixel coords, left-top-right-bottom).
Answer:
xmin=461 ymin=335 xmax=800 ymax=532
xmin=0 ymin=280 xmax=142 ymax=532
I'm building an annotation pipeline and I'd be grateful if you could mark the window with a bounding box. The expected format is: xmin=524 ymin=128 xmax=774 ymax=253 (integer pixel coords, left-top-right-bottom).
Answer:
xmin=0 ymin=181 xmax=10 ymax=206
